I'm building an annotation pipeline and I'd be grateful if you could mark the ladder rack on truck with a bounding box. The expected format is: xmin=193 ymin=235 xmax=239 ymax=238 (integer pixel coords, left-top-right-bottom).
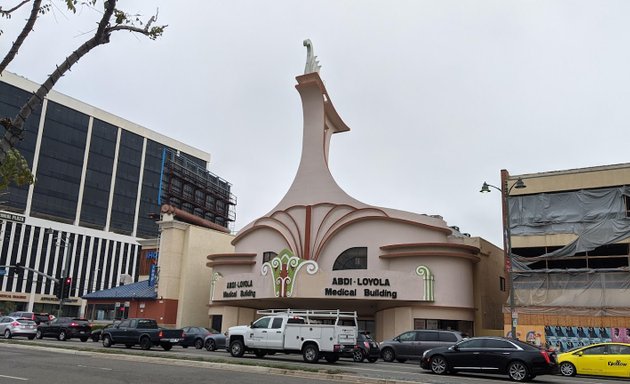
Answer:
xmin=256 ymin=309 xmax=358 ymax=323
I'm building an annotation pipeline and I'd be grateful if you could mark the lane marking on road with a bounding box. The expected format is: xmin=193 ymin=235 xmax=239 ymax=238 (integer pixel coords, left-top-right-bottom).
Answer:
xmin=77 ymin=364 xmax=112 ymax=371
xmin=0 ymin=374 xmax=28 ymax=381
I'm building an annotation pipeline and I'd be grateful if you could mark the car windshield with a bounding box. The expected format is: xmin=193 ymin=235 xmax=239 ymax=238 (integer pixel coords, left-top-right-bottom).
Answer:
xmin=204 ymin=328 xmax=219 ymax=333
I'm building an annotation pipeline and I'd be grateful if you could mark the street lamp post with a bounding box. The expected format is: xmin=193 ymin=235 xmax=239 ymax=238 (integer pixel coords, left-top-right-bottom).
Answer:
xmin=480 ymin=174 xmax=526 ymax=340
xmin=46 ymin=229 xmax=72 ymax=317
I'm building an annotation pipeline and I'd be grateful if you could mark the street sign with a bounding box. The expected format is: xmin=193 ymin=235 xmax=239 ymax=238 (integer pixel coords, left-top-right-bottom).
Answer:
xmin=0 ymin=212 xmax=25 ymax=223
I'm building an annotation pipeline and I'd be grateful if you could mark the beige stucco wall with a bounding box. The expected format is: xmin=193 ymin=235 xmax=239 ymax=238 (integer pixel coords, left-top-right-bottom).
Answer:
xmin=157 ymin=217 xmax=235 ymax=327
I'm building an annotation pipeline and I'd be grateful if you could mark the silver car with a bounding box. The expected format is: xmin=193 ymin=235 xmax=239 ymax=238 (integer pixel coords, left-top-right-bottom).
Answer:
xmin=0 ymin=316 xmax=37 ymax=339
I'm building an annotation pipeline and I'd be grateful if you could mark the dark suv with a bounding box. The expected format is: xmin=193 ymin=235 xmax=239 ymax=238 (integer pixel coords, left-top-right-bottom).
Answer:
xmin=340 ymin=331 xmax=380 ymax=362
xmin=380 ymin=329 xmax=466 ymax=363
xmin=36 ymin=317 xmax=92 ymax=341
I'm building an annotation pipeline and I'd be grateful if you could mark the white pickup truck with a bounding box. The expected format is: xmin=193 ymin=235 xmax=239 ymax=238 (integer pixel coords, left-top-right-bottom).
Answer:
xmin=226 ymin=309 xmax=358 ymax=363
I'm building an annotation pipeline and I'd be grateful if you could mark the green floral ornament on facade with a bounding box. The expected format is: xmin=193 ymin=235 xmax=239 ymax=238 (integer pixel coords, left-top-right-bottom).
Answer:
xmin=416 ymin=265 xmax=435 ymax=301
xmin=261 ymin=249 xmax=318 ymax=298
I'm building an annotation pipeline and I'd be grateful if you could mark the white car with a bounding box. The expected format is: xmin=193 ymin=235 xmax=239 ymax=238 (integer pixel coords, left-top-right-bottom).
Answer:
xmin=0 ymin=316 xmax=37 ymax=339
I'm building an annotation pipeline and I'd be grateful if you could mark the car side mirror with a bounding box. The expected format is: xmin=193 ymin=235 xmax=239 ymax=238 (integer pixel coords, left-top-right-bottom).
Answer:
xmin=451 ymin=345 xmax=460 ymax=351
xmin=576 ymin=351 xmax=583 ymax=356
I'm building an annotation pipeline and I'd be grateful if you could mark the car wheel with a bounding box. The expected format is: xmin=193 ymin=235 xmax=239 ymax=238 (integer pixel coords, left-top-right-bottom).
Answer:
xmin=559 ymin=362 xmax=576 ymax=377
xmin=102 ymin=335 xmax=112 ymax=348
xmin=58 ymin=331 xmax=67 ymax=341
xmin=28 ymin=335 xmax=35 ymax=340
xmin=324 ymin=353 xmax=339 ymax=363
xmin=80 ymin=337 xmax=88 ymax=342
xmin=205 ymin=339 xmax=216 ymax=351
xmin=36 ymin=330 xmax=43 ymax=339
xmin=4 ymin=329 xmax=11 ymax=339
xmin=162 ymin=343 xmax=173 ymax=351
xmin=125 ymin=344 xmax=133 ymax=349
xmin=91 ymin=335 xmax=100 ymax=342
xmin=367 ymin=357 xmax=378 ymax=363
xmin=140 ymin=336 xmax=152 ymax=350
xmin=254 ymin=349 xmax=266 ymax=358
xmin=507 ymin=361 xmax=529 ymax=382
xmin=194 ymin=338 xmax=204 ymax=349
xmin=353 ymin=349 xmax=365 ymax=362
xmin=381 ymin=348 xmax=395 ymax=362
xmin=302 ymin=344 xmax=319 ymax=363
xmin=396 ymin=358 xmax=407 ymax=363
xmin=430 ymin=355 xmax=448 ymax=375
xmin=182 ymin=345 xmax=188 ymax=349
xmin=229 ymin=339 xmax=245 ymax=357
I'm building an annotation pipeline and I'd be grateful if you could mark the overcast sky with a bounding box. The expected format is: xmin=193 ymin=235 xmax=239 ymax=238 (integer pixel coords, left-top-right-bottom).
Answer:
xmin=2 ymin=1 xmax=630 ymax=246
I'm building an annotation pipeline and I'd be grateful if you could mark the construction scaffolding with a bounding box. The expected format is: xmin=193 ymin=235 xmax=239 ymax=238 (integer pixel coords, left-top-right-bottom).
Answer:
xmin=159 ymin=148 xmax=236 ymax=230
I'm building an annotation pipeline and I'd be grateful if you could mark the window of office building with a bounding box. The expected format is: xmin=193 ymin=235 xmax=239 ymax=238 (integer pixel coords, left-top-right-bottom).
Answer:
xmin=333 ymin=247 xmax=367 ymax=270
xmin=110 ymin=130 xmax=142 ymax=235
xmin=31 ymin=101 xmax=88 ymax=222
xmin=0 ymin=82 xmax=41 ymax=212
xmin=137 ymin=140 xmax=165 ymax=238
xmin=80 ymin=119 xmax=117 ymax=228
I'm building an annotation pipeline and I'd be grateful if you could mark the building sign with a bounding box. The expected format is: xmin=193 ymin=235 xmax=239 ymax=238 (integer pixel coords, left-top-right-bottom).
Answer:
xmin=223 ymin=280 xmax=256 ymax=298
xmin=0 ymin=212 xmax=25 ymax=223
xmin=324 ymin=277 xmax=398 ymax=299
xmin=149 ymin=264 xmax=157 ymax=287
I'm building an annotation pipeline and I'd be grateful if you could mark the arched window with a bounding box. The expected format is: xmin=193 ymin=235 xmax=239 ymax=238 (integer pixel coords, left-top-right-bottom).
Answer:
xmin=333 ymin=247 xmax=367 ymax=270
xmin=263 ymin=251 xmax=277 ymax=263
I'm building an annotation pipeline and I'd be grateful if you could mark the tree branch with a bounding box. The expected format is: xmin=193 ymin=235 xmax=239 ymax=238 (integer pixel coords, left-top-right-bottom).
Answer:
xmin=0 ymin=0 xmax=43 ymax=74
xmin=0 ymin=0 xmax=31 ymax=17
xmin=0 ymin=0 xmax=165 ymax=165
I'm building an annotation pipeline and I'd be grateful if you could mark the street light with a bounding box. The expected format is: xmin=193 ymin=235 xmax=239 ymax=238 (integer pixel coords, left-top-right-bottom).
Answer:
xmin=46 ymin=228 xmax=73 ymax=317
xmin=480 ymin=175 xmax=526 ymax=340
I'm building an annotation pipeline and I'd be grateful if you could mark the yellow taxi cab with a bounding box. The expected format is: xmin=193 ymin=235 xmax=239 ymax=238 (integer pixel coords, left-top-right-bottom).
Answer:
xmin=557 ymin=342 xmax=630 ymax=378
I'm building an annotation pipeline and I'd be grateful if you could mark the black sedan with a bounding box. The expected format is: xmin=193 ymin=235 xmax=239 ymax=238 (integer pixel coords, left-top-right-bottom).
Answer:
xmin=180 ymin=327 xmax=221 ymax=349
xmin=420 ymin=336 xmax=557 ymax=382
xmin=36 ymin=317 xmax=92 ymax=342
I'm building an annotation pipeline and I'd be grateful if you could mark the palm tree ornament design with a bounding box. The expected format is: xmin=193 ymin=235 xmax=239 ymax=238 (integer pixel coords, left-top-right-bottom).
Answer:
xmin=261 ymin=249 xmax=319 ymax=297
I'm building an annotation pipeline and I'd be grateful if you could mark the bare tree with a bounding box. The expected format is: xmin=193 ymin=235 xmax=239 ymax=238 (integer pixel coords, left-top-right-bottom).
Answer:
xmin=0 ymin=0 xmax=165 ymax=189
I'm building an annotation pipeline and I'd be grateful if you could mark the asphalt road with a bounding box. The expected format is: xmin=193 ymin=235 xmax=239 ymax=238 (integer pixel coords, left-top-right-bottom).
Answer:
xmin=1 ymin=339 xmax=628 ymax=384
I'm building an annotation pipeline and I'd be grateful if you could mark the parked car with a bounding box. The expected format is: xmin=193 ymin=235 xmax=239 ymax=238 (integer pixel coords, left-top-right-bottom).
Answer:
xmin=420 ymin=336 xmax=557 ymax=382
xmin=380 ymin=329 xmax=465 ymax=363
xmin=180 ymin=327 xmax=217 ymax=349
xmin=36 ymin=317 xmax=92 ymax=341
xmin=0 ymin=316 xmax=37 ymax=339
xmin=8 ymin=311 xmax=51 ymax=325
xmin=557 ymin=342 xmax=630 ymax=378
xmin=203 ymin=330 xmax=227 ymax=351
xmin=340 ymin=331 xmax=380 ymax=362
xmin=90 ymin=322 xmax=119 ymax=342
xmin=101 ymin=318 xmax=183 ymax=351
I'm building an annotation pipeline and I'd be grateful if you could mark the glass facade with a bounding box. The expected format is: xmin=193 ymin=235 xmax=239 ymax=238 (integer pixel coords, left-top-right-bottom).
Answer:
xmin=0 ymin=82 xmax=41 ymax=212
xmin=136 ymin=140 xmax=164 ymax=238
xmin=31 ymin=101 xmax=88 ymax=222
xmin=80 ymin=119 xmax=117 ymax=228
xmin=109 ymin=130 xmax=142 ymax=235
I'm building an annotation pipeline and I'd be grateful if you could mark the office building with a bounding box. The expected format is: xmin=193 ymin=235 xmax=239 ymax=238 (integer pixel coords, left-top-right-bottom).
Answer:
xmin=0 ymin=71 xmax=235 ymax=317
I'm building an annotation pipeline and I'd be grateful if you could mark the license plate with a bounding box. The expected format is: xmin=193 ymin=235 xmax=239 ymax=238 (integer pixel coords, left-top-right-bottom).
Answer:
xmin=168 ymin=338 xmax=180 ymax=343
xmin=80 ymin=331 xmax=85 ymax=334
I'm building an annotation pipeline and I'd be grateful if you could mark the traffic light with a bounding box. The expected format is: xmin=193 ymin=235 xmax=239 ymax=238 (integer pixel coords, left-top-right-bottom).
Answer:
xmin=62 ymin=277 xmax=72 ymax=299
xmin=12 ymin=262 xmax=23 ymax=278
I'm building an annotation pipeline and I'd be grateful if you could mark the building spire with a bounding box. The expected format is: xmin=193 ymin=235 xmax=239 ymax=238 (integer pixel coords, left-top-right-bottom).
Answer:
xmin=303 ymin=39 xmax=321 ymax=74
